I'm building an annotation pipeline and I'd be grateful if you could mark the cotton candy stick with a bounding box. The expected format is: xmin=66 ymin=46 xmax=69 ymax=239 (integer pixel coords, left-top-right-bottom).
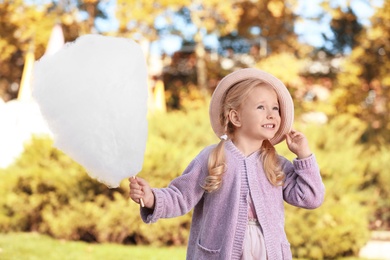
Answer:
xmin=132 ymin=176 xmax=145 ymax=207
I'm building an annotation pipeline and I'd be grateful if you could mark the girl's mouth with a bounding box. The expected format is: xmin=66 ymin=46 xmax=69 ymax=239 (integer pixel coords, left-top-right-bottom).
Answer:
xmin=262 ymin=124 xmax=275 ymax=129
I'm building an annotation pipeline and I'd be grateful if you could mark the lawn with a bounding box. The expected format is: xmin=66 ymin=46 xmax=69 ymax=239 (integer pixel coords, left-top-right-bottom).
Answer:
xmin=0 ymin=232 xmax=187 ymax=260
xmin=0 ymin=232 xmax=368 ymax=260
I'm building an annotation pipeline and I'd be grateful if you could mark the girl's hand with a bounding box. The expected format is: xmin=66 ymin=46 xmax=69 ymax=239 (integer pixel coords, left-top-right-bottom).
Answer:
xmin=285 ymin=130 xmax=312 ymax=159
xmin=129 ymin=177 xmax=155 ymax=209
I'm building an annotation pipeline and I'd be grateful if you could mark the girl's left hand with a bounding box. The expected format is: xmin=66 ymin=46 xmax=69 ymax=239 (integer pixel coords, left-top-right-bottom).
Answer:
xmin=285 ymin=130 xmax=312 ymax=159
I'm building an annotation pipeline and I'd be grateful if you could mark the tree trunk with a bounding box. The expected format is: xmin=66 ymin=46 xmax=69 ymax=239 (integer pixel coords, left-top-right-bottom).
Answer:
xmin=195 ymin=32 xmax=208 ymax=97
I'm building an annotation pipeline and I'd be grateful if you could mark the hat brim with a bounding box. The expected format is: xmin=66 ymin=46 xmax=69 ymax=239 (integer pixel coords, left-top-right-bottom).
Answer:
xmin=209 ymin=68 xmax=294 ymax=145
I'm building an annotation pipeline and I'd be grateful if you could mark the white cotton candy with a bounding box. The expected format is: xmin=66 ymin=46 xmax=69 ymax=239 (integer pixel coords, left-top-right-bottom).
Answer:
xmin=32 ymin=34 xmax=148 ymax=188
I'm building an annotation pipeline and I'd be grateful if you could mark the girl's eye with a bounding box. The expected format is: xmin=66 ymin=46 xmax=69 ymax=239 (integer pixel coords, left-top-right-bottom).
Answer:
xmin=273 ymin=106 xmax=279 ymax=111
xmin=257 ymin=105 xmax=264 ymax=110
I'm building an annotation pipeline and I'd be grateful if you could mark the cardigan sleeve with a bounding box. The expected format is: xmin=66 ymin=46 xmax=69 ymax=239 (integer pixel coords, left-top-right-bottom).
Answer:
xmin=140 ymin=153 xmax=208 ymax=223
xmin=281 ymin=154 xmax=325 ymax=209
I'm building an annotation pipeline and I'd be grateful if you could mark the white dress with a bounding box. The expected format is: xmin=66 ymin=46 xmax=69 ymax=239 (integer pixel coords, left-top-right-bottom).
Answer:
xmin=241 ymin=195 xmax=267 ymax=260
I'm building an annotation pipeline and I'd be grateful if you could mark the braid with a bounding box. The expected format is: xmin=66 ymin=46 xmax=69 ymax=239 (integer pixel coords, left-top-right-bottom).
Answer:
xmin=203 ymin=139 xmax=227 ymax=193
xmin=260 ymin=140 xmax=285 ymax=186
xmin=203 ymin=116 xmax=230 ymax=193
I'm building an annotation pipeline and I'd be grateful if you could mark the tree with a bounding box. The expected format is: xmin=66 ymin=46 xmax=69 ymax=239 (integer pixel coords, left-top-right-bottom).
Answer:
xmin=143 ymin=0 xmax=242 ymax=95
xmin=116 ymin=0 xmax=243 ymax=95
xmin=332 ymin=0 xmax=389 ymax=144
xmin=115 ymin=0 xmax=189 ymax=61
xmin=234 ymin=0 xmax=302 ymax=56
xmin=48 ymin=0 xmax=109 ymax=34
xmin=330 ymin=0 xmax=390 ymax=230
xmin=77 ymin=0 xmax=107 ymax=33
xmin=0 ymin=0 xmax=115 ymax=102
xmin=0 ymin=0 xmax=56 ymax=101
xmin=162 ymin=0 xmax=317 ymax=99
xmin=321 ymin=5 xmax=363 ymax=55
xmin=187 ymin=0 xmax=242 ymax=95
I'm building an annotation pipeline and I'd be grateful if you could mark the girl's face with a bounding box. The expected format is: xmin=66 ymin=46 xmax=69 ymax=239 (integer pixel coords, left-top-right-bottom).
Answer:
xmin=234 ymin=85 xmax=281 ymax=142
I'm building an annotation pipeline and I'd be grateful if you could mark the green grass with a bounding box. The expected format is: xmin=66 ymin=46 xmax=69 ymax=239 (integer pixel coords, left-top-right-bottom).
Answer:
xmin=0 ymin=232 xmax=368 ymax=260
xmin=0 ymin=232 xmax=186 ymax=260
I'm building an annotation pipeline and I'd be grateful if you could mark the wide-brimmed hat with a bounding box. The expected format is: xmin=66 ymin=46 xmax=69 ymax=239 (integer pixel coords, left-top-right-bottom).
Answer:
xmin=209 ymin=68 xmax=294 ymax=145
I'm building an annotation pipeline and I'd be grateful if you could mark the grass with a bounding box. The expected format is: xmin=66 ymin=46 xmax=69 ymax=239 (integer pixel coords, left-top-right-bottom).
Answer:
xmin=0 ymin=232 xmax=369 ymax=260
xmin=0 ymin=232 xmax=186 ymax=260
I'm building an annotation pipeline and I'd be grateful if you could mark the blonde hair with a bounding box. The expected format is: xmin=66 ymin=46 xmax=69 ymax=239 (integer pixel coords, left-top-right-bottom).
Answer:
xmin=203 ymin=78 xmax=285 ymax=193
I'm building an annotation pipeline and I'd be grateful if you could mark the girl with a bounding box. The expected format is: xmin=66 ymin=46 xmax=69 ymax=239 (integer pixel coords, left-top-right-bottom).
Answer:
xmin=129 ymin=68 xmax=325 ymax=260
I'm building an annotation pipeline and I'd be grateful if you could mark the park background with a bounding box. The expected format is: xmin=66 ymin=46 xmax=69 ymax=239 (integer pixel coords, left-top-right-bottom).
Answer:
xmin=0 ymin=0 xmax=389 ymax=259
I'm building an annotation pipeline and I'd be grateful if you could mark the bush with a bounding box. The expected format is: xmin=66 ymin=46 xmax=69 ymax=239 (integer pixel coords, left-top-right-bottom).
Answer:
xmin=0 ymin=107 xmax=215 ymax=245
xmin=362 ymin=145 xmax=390 ymax=230
xmin=0 ymin=137 xmax=129 ymax=242
xmin=1 ymin=108 xmax=387 ymax=259
xmin=285 ymin=191 xmax=370 ymax=259
xmin=279 ymin=114 xmax=373 ymax=258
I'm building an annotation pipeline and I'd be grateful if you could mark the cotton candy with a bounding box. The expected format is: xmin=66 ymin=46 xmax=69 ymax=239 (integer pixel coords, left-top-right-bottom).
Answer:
xmin=32 ymin=34 xmax=148 ymax=188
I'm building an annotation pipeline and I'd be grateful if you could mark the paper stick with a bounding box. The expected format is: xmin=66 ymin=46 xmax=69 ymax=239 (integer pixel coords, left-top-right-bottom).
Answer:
xmin=133 ymin=176 xmax=145 ymax=207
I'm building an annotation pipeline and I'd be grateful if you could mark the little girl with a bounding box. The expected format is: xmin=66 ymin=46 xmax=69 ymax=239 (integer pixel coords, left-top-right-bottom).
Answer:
xmin=129 ymin=68 xmax=325 ymax=260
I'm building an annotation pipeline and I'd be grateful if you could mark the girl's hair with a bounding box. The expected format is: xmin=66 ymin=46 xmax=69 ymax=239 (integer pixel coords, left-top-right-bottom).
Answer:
xmin=202 ymin=78 xmax=285 ymax=193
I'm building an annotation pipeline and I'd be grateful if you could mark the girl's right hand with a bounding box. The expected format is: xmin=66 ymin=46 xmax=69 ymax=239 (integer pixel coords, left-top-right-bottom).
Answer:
xmin=129 ymin=177 xmax=155 ymax=209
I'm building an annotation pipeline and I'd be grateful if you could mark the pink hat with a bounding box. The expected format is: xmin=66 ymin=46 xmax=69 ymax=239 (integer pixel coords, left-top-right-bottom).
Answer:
xmin=209 ymin=68 xmax=294 ymax=145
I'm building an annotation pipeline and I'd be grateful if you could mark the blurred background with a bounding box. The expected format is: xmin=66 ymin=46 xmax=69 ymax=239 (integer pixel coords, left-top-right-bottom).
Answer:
xmin=0 ymin=0 xmax=389 ymax=259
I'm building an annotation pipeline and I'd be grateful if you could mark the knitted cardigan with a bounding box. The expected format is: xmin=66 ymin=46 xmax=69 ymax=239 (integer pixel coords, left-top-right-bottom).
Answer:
xmin=140 ymin=140 xmax=325 ymax=260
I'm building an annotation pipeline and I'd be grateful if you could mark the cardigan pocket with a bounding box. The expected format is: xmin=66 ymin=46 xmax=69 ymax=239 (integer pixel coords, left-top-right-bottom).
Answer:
xmin=196 ymin=238 xmax=221 ymax=254
xmin=194 ymin=240 xmax=221 ymax=260
xmin=281 ymin=243 xmax=292 ymax=260
xmin=196 ymin=225 xmax=222 ymax=255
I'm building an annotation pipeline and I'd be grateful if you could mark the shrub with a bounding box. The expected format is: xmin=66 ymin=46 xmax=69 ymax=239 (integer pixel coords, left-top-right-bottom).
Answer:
xmin=285 ymin=190 xmax=370 ymax=259
xmin=362 ymin=145 xmax=390 ymax=230
xmin=0 ymin=109 xmax=386 ymax=259
xmin=0 ymin=137 xmax=127 ymax=241
xmin=0 ymin=107 xmax=215 ymax=245
xmin=281 ymin=115 xmax=372 ymax=258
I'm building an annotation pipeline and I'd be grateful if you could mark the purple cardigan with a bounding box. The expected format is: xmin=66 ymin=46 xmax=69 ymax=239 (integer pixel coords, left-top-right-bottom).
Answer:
xmin=141 ymin=140 xmax=325 ymax=260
